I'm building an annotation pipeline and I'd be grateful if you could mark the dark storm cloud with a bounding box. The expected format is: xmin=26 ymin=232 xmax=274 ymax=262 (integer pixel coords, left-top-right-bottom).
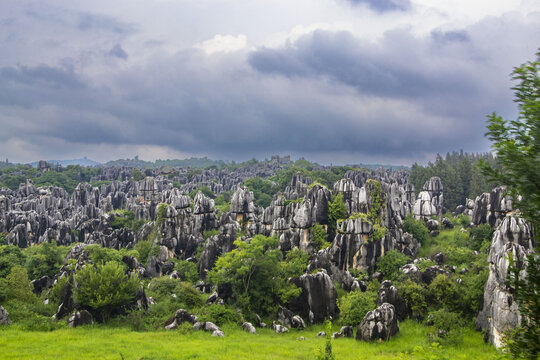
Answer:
xmin=344 ymin=0 xmax=411 ymax=12
xmin=0 ymin=64 xmax=84 ymax=89
xmin=108 ymin=44 xmax=128 ymax=59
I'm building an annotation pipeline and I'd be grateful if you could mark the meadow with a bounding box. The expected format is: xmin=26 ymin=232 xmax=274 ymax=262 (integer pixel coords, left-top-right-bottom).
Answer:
xmin=0 ymin=320 xmax=503 ymax=360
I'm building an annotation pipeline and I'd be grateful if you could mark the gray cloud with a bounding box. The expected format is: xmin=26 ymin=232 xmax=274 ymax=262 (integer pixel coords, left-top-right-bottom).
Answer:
xmin=108 ymin=44 xmax=128 ymax=59
xmin=0 ymin=2 xmax=539 ymax=165
xmin=344 ymin=0 xmax=411 ymax=12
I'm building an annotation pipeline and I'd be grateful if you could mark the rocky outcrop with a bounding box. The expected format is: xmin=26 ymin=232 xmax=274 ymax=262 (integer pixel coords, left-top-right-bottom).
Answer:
xmin=164 ymin=309 xmax=198 ymax=330
xmin=471 ymin=187 xmax=512 ymax=227
xmin=376 ymin=281 xmax=406 ymax=321
xmin=356 ymin=303 xmax=399 ymax=342
xmin=288 ymin=271 xmax=337 ymax=324
xmin=67 ymin=310 xmax=94 ymax=328
xmin=476 ymin=215 xmax=535 ymax=348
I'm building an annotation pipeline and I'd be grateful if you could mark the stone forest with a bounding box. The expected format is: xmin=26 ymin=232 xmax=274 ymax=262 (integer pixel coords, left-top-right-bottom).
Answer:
xmin=0 ymin=150 xmax=536 ymax=359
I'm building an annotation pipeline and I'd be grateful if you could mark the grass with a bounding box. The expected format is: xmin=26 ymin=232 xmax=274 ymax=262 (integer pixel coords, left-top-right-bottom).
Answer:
xmin=0 ymin=320 xmax=503 ymax=360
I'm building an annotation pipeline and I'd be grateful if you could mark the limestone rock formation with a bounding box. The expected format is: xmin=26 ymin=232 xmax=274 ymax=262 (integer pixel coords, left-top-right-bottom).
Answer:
xmin=356 ymin=303 xmax=399 ymax=342
xmin=288 ymin=271 xmax=337 ymax=324
xmin=0 ymin=305 xmax=11 ymax=325
xmin=376 ymin=280 xmax=407 ymax=321
xmin=476 ymin=215 xmax=534 ymax=348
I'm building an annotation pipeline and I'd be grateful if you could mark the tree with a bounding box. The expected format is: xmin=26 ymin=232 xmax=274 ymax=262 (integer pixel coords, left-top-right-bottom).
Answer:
xmin=208 ymin=235 xmax=301 ymax=315
xmin=74 ymin=261 xmax=140 ymax=322
xmin=480 ymin=50 xmax=539 ymax=359
xmin=480 ymin=50 xmax=540 ymax=235
xmin=328 ymin=193 xmax=348 ymax=230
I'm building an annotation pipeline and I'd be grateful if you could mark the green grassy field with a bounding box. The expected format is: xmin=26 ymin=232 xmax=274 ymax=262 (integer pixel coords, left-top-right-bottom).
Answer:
xmin=0 ymin=320 xmax=503 ymax=360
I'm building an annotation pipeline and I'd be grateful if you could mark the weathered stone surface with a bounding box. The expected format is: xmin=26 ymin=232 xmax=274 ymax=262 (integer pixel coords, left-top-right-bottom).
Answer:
xmin=0 ymin=305 xmax=11 ymax=325
xmin=289 ymin=271 xmax=337 ymax=324
xmin=376 ymin=281 xmax=407 ymax=321
xmin=356 ymin=303 xmax=399 ymax=342
xmin=272 ymin=321 xmax=289 ymax=333
xmin=476 ymin=215 xmax=534 ymax=348
xmin=471 ymin=187 xmax=512 ymax=227
xmin=339 ymin=326 xmax=354 ymax=338
xmin=242 ymin=322 xmax=257 ymax=334
xmin=67 ymin=310 xmax=94 ymax=328
xmin=164 ymin=309 xmax=198 ymax=329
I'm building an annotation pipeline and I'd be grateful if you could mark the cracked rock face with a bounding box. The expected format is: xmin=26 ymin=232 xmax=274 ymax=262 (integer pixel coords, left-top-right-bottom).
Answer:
xmin=475 ymin=215 xmax=535 ymax=348
xmin=356 ymin=303 xmax=399 ymax=342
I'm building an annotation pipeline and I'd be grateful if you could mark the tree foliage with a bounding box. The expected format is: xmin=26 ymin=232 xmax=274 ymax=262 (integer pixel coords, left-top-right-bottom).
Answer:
xmin=208 ymin=235 xmax=301 ymax=315
xmin=479 ymin=50 xmax=539 ymax=359
xmin=328 ymin=193 xmax=348 ymax=230
xmin=74 ymin=261 xmax=140 ymax=322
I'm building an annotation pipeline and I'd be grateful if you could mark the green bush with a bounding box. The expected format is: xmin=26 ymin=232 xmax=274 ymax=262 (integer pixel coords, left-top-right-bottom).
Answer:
xmin=109 ymin=210 xmax=147 ymax=233
xmin=281 ymin=248 xmax=309 ymax=278
xmin=197 ymin=304 xmax=241 ymax=326
xmin=328 ymin=193 xmax=348 ymax=229
xmin=135 ymin=240 xmax=159 ymax=266
xmin=48 ymin=276 xmax=69 ymax=306
xmin=338 ymin=289 xmax=377 ymax=327
xmin=5 ymin=266 xmax=35 ymax=303
xmin=426 ymin=274 xmax=459 ymax=312
xmin=147 ymin=277 xmax=203 ymax=309
xmin=0 ymin=245 xmax=25 ymax=278
xmin=310 ymin=223 xmax=330 ymax=250
xmin=173 ymin=260 xmax=199 ymax=283
xmin=403 ymin=215 xmax=430 ymax=245
xmin=24 ymin=241 xmax=66 ymax=280
xmin=74 ymin=261 xmax=140 ymax=322
xmin=397 ymin=279 xmax=427 ymax=319
xmin=469 ymin=224 xmax=494 ymax=251
xmin=376 ymin=250 xmax=411 ymax=281
xmin=427 ymin=309 xmax=464 ymax=345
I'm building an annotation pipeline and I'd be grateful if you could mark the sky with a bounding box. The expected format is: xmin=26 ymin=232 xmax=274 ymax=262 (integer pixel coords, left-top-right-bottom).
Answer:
xmin=0 ymin=0 xmax=539 ymax=166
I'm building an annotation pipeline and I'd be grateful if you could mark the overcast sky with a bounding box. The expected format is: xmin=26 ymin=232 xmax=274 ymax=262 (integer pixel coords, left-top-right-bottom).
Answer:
xmin=1 ymin=0 xmax=539 ymax=165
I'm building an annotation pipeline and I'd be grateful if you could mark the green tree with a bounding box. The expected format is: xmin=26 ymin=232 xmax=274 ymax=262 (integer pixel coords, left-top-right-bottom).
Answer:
xmin=208 ymin=235 xmax=300 ymax=315
xmin=5 ymin=266 xmax=35 ymax=303
xmin=74 ymin=261 xmax=140 ymax=322
xmin=480 ymin=50 xmax=540 ymax=235
xmin=479 ymin=51 xmax=539 ymax=359
xmin=25 ymin=241 xmax=65 ymax=280
xmin=328 ymin=193 xmax=348 ymax=230
xmin=376 ymin=249 xmax=410 ymax=281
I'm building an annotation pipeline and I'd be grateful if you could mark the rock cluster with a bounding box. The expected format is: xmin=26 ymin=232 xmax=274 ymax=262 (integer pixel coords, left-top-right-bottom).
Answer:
xmin=356 ymin=303 xmax=399 ymax=341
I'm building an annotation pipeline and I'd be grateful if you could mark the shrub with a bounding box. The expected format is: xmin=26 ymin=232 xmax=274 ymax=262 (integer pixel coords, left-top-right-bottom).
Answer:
xmin=281 ymin=248 xmax=309 ymax=278
xmin=135 ymin=239 xmax=159 ymax=266
xmin=469 ymin=224 xmax=494 ymax=251
xmin=310 ymin=223 xmax=330 ymax=250
xmin=376 ymin=250 xmax=411 ymax=281
xmin=0 ymin=245 xmax=25 ymax=278
xmin=338 ymin=289 xmax=377 ymax=327
xmin=197 ymin=304 xmax=241 ymax=326
xmin=397 ymin=279 xmax=427 ymax=319
xmin=328 ymin=193 xmax=348 ymax=229
xmin=147 ymin=277 xmax=203 ymax=309
xmin=427 ymin=309 xmax=464 ymax=345
xmin=403 ymin=215 xmax=430 ymax=245
xmin=6 ymin=266 xmax=35 ymax=303
xmin=173 ymin=260 xmax=199 ymax=283
xmin=74 ymin=261 xmax=140 ymax=322
xmin=24 ymin=241 xmax=65 ymax=280
xmin=426 ymin=274 xmax=459 ymax=312
xmin=84 ymin=245 xmax=123 ymax=265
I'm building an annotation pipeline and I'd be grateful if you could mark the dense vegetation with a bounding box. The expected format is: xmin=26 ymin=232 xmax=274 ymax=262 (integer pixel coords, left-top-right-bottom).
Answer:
xmin=409 ymin=151 xmax=500 ymax=211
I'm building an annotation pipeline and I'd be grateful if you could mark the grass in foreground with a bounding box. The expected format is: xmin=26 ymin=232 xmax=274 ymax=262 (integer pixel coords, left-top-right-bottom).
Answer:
xmin=0 ymin=320 xmax=504 ymax=360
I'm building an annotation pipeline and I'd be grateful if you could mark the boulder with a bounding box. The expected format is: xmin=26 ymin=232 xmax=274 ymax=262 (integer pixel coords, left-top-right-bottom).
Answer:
xmin=164 ymin=309 xmax=198 ymax=330
xmin=242 ymin=322 xmax=257 ymax=334
xmin=67 ymin=310 xmax=94 ymax=327
xmin=356 ymin=303 xmax=399 ymax=342
xmin=289 ymin=272 xmax=337 ymax=324
xmin=339 ymin=326 xmax=354 ymax=338
xmin=0 ymin=306 xmax=11 ymax=325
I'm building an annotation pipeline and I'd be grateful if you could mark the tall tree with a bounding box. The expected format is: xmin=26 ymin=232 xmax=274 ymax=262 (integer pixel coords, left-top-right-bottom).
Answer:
xmin=481 ymin=50 xmax=539 ymax=360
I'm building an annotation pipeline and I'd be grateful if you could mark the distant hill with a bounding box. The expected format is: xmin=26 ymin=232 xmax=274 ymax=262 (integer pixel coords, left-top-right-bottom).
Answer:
xmin=104 ymin=157 xmax=226 ymax=169
xmin=29 ymin=157 xmax=101 ymax=167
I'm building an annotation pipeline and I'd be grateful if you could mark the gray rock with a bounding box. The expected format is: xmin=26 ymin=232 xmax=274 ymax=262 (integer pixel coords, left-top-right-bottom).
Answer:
xmin=164 ymin=309 xmax=198 ymax=329
xmin=242 ymin=322 xmax=257 ymax=334
xmin=67 ymin=310 xmax=94 ymax=328
xmin=356 ymin=303 xmax=399 ymax=342
xmin=475 ymin=215 xmax=534 ymax=348
xmin=339 ymin=326 xmax=354 ymax=338
xmin=376 ymin=280 xmax=407 ymax=321
xmin=0 ymin=306 xmax=11 ymax=325
xmin=211 ymin=329 xmax=225 ymax=337
xmin=289 ymin=272 xmax=337 ymax=324
xmin=317 ymin=331 xmax=326 ymax=337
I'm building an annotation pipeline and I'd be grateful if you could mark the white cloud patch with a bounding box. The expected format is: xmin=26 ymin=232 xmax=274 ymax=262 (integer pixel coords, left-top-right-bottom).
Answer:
xmin=194 ymin=34 xmax=247 ymax=54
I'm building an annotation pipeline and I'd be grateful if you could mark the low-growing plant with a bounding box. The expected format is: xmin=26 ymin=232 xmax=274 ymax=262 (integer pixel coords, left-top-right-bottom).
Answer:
xmin=403 ymin=215 xmax=430 ymax=246
xmin=397 ymin=279 xmax=427 ymax=319
xmin=338 ymin=289 xmax=377 ymax=327
xmin=173 ymin=260 xmax=199 ymax=283
xmin=376 ymin=249 xmax=411 ymax=281
xmin=469 ymin=224 xmax=494 ymax=251
xmin=197 ymin=304 xmax=242 ymax=326
xmin=310 ymin=223 xmax=330 ymax=250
